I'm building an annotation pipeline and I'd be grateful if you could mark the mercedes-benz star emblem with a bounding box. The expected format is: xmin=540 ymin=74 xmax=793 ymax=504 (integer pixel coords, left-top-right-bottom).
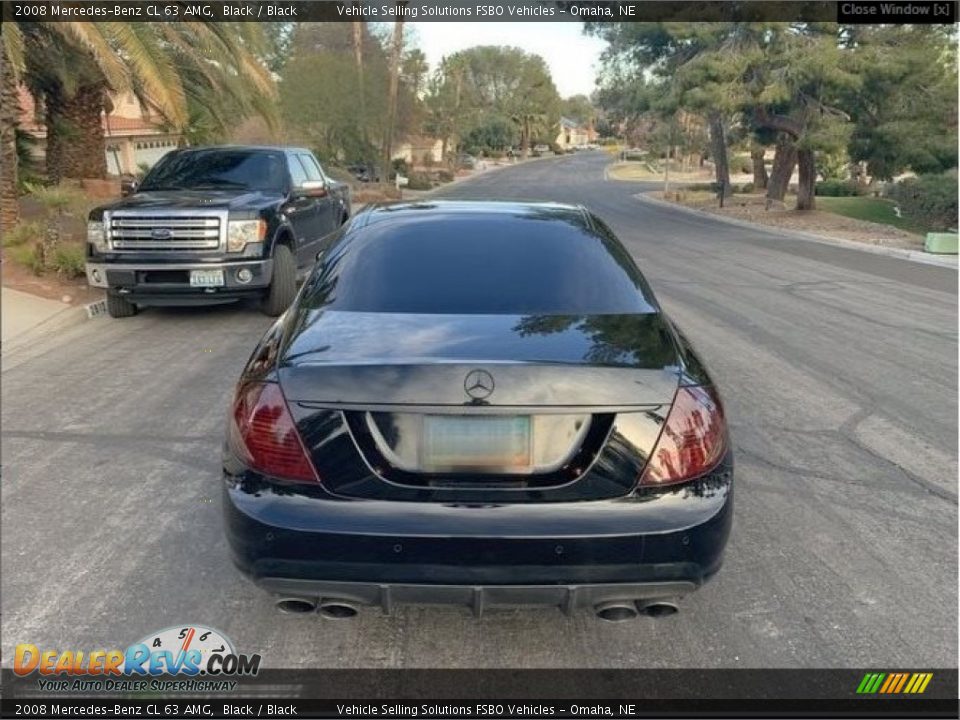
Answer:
xmin=464 ymin=369 xmax=495 ymax=401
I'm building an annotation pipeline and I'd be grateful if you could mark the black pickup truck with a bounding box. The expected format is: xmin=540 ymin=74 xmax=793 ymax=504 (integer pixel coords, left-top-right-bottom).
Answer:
xmin=85 ymin=145 xmax=350 ymax=318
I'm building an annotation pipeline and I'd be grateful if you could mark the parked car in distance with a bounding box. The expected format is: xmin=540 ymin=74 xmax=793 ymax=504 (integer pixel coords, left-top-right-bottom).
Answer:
xmin=85 ymin=145 xmax=350 ymax=318
xmin=347 ymin=163 xmax=381 ymax=183
xmin=223 ymin=200 xmax=733 ymax=622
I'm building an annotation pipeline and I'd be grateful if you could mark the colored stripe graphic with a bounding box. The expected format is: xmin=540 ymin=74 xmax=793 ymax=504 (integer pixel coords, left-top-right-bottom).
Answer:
xmin=857 ymin=672 xmax=933 ymax=694
xmin=857 ymin=673 xmax=885 ymax=694
xmin=893 ymin=673 xmax=909 ymax=693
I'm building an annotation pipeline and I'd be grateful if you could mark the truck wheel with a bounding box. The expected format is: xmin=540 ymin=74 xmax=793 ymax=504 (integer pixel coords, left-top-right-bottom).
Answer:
xmin=261 ymin=244 xmax=296 ymax=316
xmin=106 ymin=292 xmax=138 ymax=318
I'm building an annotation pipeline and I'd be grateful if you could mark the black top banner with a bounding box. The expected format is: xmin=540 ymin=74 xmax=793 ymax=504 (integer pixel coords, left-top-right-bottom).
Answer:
xmin=2 ymin=0 xmax=957 ymax=23
xmin=1 ymin=698 xmax=959 ymax=719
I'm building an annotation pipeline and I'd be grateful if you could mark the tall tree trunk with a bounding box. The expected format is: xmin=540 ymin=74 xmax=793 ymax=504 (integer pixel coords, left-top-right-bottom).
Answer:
xmin=795 ymin=148 xmax=816 ymax=211
xmin=0 ymin=47 xmax=20 ymax=230
xmin=46 ymin=82 xmax=107 ymax=182
xmin=381 ymin=13 xmax=404 ymax=187
xmin=351 ymin=16 xmax=367 ymax=155
xmin=707 ymin=112 xmax=731 ymax=198
xmin=765 ymin=133 xmax=797 ymax=208
xmin=750 ymin=145 xmax=768 ymax=190
xmin=451 ymin=67 xmax=462 ymax=165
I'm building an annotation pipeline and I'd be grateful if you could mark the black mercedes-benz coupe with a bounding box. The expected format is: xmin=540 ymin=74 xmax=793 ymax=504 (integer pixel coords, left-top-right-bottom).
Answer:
xmin=222 ymin=201 xmax=733 ymax=621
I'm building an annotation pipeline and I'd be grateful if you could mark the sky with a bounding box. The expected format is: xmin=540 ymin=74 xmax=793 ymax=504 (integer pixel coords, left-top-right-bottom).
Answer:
xmin=407 ymin=22 xmax=608 ymax=98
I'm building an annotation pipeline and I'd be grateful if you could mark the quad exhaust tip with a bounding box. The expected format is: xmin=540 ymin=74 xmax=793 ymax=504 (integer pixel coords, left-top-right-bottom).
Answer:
xmin=594 ymin=600 xmax=679 ymax=622
xmin=594 ymin=601 xmax=639 ymax=622
xmin=275 ymin=597 xmax=318 ymax=615
xmin=318 ymin=599 xmax=360 ymax=620
xmin=637 ymin=600 xmax=679 ymax=618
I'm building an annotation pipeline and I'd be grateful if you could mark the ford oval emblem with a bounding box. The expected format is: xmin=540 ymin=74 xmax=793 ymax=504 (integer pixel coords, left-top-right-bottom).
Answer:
xmin=151 ymin=228 xmax=173 ymax=240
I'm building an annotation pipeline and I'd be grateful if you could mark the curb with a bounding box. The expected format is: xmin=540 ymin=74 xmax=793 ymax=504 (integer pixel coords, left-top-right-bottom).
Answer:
xmin=634 ymin=191 xmax=959 ymax=270
xmin=1 ymin=297 xmax=106 ymax=357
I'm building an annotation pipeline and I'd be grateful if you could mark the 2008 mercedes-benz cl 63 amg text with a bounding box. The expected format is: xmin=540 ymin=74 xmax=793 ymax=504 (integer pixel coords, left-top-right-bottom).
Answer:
xmin=222 ymin=200 xmax=733 ymax=622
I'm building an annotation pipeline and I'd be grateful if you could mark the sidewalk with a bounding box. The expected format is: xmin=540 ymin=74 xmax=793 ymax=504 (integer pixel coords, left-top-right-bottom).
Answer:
xmin=1 ymin=287 xmax=82 ymax=344
xmin=635 ymin=191 xmax=959 ymax=269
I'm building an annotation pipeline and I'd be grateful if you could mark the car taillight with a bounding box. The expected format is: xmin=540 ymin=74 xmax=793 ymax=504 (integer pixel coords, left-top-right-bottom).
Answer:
xmin=229 ymin=382 xmax=318 ymax=483
xmin=640 ymin=385 xmax=727 ymax=487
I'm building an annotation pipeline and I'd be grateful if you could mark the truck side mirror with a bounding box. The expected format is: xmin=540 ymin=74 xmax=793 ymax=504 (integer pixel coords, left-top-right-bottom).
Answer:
xmin=295 ymin=180 xmax=328 ymax=198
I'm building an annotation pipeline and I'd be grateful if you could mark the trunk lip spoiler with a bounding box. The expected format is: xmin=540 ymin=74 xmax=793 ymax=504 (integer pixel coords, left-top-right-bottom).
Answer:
xmin=293 ymin=401 xmax=669 ymax=414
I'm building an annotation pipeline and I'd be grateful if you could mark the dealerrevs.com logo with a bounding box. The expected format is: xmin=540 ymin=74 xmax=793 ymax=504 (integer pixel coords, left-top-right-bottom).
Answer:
xmin=14 ymin=625 xmax=261 ymax=692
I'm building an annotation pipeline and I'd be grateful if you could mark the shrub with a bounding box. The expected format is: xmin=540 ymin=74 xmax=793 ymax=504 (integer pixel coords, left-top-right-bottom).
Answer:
xmin=52 ymin=243 xmax=86 ymax=278
xmin=8 ymin=243 xmax=45 ymax=275
xmin=886 ymin=173 xmax=959 ymax=232
xmin=2 ymin=221 xmax=42 ymax=247
xmin=815 ymin=179 xmax=863 ymax=197
xmin=405 ymin=172 xmax=433 ymax=191
xmin=436 ymin=170 xmax=455 ymax=183
xmin=738 ymin=183 xmax=755 ymax=194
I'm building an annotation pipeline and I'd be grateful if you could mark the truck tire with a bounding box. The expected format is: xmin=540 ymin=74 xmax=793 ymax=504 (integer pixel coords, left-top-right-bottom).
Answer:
xmin=261 ymin=244 xmax=296 ymax=316
xmin=106 ymin=292 xmax=138 ymax=318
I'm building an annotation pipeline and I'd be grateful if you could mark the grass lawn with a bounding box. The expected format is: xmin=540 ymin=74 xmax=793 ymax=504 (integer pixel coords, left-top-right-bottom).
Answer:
xmin=816 ymin=196 xmax=928 ymax=235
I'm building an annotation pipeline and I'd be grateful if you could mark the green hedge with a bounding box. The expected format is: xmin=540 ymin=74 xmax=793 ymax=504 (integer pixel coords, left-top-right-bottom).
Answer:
xmin=886 ymin=173 xmax=958 ymax=232
xmin=406 ymin=172 xmax=433 ymax=191
xmin=815 ymin=179 xmax=864 ymax=197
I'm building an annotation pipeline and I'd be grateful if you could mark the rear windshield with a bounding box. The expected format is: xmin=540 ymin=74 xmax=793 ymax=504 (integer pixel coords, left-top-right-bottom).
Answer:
xmin=302 ymin=211 xmax=657 ymax=315
xmin=140 ymin=150 xmax=287 ymax=192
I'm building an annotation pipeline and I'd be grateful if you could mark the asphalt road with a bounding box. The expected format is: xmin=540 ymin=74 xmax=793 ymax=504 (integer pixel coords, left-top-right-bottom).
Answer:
xmin=2 ymin=152 xmax=956 ymax=670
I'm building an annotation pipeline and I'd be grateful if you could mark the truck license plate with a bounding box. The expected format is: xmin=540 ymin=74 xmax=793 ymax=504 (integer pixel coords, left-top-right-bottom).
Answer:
xmin=189 ymin=269 xmax=224 ymax=287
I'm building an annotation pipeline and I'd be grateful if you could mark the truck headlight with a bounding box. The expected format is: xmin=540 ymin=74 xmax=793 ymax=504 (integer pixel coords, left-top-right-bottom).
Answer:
xmin=87 ymin=221 xmax=107 ymax=252
xmin=227 ymin=220 xmax=267 ymax=252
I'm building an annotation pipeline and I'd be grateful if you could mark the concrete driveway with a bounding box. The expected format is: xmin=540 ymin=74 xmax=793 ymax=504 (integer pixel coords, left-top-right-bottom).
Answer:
xmin=2 ymin=152 xmax=955 ymax=669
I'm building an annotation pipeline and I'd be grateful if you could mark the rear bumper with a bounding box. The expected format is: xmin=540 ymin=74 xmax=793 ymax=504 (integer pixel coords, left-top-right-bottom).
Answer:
xmin=222 ymin=454 xmax=734 ymax=611
xmin=85 ymin=258 xmax=272 ymax=304
xmin=260 ymin=578 xmax=697 ymax=616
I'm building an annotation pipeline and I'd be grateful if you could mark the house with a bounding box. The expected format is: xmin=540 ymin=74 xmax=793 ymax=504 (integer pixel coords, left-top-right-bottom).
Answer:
xmin=555 ymin=117 xmax=597 ymax=150
xmin=391 ymin=136 xmax=445 ymax=166
xmin=17 ymin=86 xmax=182 ymax=176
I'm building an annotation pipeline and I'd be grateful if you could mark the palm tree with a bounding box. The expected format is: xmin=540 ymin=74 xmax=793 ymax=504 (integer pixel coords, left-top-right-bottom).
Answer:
xmin=1 ymin=26 xmax=24 ymax=229
xmin=7 ymin=22 xmax=276 ymax=186
xmin=2 ymin=21 xmax=277 ymax=230
xmin=3 ymin=22 xmax=142 ymax=225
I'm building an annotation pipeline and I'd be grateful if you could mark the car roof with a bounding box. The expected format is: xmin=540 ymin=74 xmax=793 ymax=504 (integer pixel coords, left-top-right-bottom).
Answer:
xmin=173 ymin=144 xmax=312 ymax=154
xmin=353 ymin=200 xmax=592 ymax=229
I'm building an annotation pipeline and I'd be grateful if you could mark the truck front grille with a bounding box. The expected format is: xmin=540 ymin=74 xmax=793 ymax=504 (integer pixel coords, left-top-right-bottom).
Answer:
xmin=109 ymin=215 xmax=222 ymax=251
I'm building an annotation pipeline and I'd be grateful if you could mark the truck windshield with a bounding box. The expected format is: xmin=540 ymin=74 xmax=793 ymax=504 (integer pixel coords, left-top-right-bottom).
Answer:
xmin=139 ymin=150 xmax=287 ymax=192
